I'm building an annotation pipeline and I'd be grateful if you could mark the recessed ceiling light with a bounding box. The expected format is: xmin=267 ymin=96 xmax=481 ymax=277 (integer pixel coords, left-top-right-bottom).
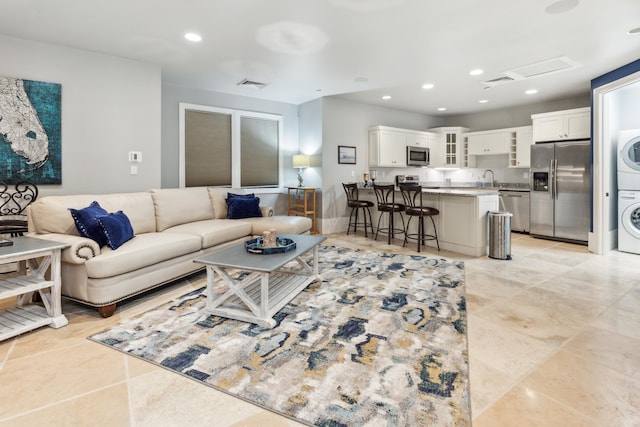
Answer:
xmin=422 ymin=83 xmax=434 ymax=90
xmin=437 ymin=107 xmax=447 ymax=111
xmin=469 ymin=69 xmax=484 ymax=76
xmin=184 ymin=33 xmax=202 ymax=42
xmin=628 ymin=27 xmax=640 ymax=35
xmin=478 ymin=99 xmax=489 ymax=104
xmin=382 ymin=95 xmax=391 ymax=100
xmin=525 ymin=89 xmax=538 ymax=95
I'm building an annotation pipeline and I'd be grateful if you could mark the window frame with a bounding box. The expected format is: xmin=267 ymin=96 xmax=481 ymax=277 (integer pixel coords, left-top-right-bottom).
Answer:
xmin=179 ymin=102 xmax=284 ymax=189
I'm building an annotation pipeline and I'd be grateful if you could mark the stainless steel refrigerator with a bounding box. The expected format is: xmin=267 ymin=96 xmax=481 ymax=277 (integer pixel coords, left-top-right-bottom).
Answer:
xmin=530 ymin=141 xmax=591 ymax=243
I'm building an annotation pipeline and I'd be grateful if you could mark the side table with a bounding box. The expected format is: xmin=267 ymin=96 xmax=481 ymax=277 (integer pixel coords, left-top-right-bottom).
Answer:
xmin=0 ymin=237 xmax=70 ymax=341
xmin=287 ymin=187 xmax=317 ymax=234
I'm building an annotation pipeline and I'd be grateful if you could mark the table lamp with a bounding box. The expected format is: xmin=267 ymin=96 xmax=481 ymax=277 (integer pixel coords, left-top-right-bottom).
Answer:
xmin=292 ymin=154 xmax=311 ymax=187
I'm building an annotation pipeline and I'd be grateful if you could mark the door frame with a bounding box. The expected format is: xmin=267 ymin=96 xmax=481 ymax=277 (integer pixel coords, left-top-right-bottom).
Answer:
xmin=592 ymin=69 xmax=640 ymax=254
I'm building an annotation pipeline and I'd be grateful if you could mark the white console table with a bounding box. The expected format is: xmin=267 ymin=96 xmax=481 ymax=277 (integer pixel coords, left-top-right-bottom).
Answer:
xmin=0 ymin=237 xmax=70 ymax=341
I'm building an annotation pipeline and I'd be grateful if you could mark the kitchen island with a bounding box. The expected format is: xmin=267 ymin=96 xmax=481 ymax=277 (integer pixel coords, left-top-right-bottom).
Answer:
xmin=361 ymin=187 xmax=499 ymax=257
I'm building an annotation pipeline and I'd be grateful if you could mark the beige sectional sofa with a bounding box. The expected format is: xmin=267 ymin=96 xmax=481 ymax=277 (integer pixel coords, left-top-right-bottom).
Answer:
xmin=26 ymin=187 xmax=312 ymax=317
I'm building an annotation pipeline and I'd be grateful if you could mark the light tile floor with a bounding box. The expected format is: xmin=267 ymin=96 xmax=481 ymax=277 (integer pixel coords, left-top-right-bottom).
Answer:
xmin=1 ymin=233 xmax=639 ymax=426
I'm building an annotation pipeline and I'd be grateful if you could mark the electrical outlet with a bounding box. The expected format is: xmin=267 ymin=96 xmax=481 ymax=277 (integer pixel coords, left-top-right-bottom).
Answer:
xmin=130 ymin=165 xmax=138 ymax=175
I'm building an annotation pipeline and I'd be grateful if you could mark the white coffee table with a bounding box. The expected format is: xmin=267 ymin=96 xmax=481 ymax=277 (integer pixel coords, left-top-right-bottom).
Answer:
xmin=0 ymin=237 xmax=70 ymax=341
xmin=194 ymin=234 xmax=326 ymax=328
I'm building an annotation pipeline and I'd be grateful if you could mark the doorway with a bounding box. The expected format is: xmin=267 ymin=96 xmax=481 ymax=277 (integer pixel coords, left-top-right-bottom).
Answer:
xmin=592 ymin=62 xmax=640 ymax=254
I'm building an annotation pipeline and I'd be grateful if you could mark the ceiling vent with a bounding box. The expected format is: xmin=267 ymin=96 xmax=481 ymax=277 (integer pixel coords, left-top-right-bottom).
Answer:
xmin=480 ymin=56 xmax=581 ymax=88
xmin=481 ymin=75 xmax=517 ymax=87
xmin=505 ymin=56 xmax=581 ymax=80
xmin=237 ymin=78 xmax=270 ymax=89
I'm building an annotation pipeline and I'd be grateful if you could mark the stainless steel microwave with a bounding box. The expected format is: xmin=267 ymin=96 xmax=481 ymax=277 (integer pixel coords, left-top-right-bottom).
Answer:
xmin=407 ymin=146 xmax=430 ymax=166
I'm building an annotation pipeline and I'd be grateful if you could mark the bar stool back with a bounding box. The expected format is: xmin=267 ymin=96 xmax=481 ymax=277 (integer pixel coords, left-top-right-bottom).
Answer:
xmin=373 ymin=184 xmax=406 ymax=244
xmin=342 ymin=183 xmax=374 ymax=237
xmin=0 ymin=181 xmax=39 ymax=237
xmin=399 ymin=184 xmax=440 ymax=252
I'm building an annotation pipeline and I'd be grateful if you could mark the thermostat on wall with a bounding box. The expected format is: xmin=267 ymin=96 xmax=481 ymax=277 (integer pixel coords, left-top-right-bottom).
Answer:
xmin=128 ymin=151 xmax=142 ymax=163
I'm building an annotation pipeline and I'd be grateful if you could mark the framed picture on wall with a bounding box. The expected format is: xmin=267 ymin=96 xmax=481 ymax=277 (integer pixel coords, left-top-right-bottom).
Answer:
xmin=338 ymin=145 xmax=356 ymax=164
xmin=0 ymin=75 xmax=62 ymax=184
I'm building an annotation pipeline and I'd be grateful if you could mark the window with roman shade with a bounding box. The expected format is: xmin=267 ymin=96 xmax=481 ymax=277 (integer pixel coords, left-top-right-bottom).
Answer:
xmin=179 ymin=103 xmax=282 ymax=188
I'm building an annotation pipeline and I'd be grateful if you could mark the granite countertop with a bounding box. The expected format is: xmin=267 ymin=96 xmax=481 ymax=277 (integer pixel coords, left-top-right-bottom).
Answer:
xmin=422 ymin=188 xmax=499 ymax=196
xmin=358 ymin=185 xmax=499 ymax=197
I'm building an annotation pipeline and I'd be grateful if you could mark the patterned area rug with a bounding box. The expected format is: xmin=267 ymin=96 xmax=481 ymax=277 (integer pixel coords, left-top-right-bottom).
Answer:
xmin=89 ymin=246 xmax=470 ymax=426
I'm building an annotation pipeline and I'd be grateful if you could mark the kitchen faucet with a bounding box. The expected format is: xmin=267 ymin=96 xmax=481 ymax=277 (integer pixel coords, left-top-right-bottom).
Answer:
xmin=482 ymin=169 xmax=495 ymax=187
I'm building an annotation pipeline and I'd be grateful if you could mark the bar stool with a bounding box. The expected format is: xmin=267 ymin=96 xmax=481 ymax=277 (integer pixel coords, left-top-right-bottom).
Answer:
xmin=0 ymin=181 xmax=38 ymax=237
xmin=399 ymin=184 xmax=440 ymax=252
xmin=373 ymin=184 xmax=406 ymax=244
xmin=342 ymin=183 xmax=374 ymax=237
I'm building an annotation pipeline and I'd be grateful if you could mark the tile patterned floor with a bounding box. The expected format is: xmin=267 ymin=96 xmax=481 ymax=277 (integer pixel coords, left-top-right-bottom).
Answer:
xmin=1 ymin=232 xmax=639 ymax=426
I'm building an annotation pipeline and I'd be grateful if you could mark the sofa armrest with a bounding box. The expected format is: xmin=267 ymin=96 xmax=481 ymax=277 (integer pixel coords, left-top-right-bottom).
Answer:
xmin=260 ymin=206 xmax=274 ymax=217
xmin=28 ymin=233 xmax=100 ymax=264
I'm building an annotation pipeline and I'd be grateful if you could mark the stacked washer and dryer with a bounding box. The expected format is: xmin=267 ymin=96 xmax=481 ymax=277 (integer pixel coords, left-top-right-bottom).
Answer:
xmin=618 ymin=129 xmax=640 ymax=254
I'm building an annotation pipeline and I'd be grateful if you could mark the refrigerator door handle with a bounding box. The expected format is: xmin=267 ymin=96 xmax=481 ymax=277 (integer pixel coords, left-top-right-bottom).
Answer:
xmin=549 ymin=159 xmax=555 ymax=199
xmin=553 ymin=159 xmax=558 ymax=200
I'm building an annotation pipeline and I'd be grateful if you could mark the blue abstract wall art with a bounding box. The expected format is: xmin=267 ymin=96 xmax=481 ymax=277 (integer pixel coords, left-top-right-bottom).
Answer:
xmin=0 ymin=76 xmax=61 ymax=184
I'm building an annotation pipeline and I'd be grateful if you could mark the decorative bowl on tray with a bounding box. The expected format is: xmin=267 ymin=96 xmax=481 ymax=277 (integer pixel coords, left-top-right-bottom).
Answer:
xmin=245 ymin=237 xmax=297 ymax=254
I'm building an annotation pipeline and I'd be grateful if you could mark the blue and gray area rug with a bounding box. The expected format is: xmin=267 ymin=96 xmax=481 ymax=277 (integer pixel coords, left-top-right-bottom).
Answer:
xmin=90 ymin=246 xmax=470 ymax=426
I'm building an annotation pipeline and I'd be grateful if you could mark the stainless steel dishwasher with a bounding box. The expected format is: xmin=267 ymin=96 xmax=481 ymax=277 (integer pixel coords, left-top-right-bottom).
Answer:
xmin=499 ymin=190 xmax=530 ymax=233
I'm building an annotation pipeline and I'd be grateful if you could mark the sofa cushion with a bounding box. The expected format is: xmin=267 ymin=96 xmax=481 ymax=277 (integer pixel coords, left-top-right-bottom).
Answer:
xmin=85 ymin=232 xmax=202 ymax=278
xmin=208 ymin=187 xmax=231 ymax=219
xmin=162 ymin=219 xmax=252 ymax=249
xmin=69 ymin=201 xmax=109 ymax=247
xmin=30 ymin=192 xmax=156 ymax=236
xmin=243 ymin=215 xmax=312 ymax=235
xmin=151 ymin=187 xmax=215 ymax=232
xmin=97 ymin=211 xmax=134 ymax=250
xmin=226 ymin=194 xmax=262 ymax=219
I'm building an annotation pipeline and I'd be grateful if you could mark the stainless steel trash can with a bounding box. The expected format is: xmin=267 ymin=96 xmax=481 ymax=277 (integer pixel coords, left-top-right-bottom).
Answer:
xmin=488 ymin=211 xmax=512 ymax=260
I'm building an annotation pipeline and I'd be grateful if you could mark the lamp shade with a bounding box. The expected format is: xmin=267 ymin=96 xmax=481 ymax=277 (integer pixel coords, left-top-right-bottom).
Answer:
xmin=292 ymin=154 xmax=311 ymax=168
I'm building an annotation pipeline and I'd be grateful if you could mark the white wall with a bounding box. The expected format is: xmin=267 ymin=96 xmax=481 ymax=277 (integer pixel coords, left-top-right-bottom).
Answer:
xmin=619 ymin=82 xmax=640 ymax=129
xmin=296 ymin=97 xmax=323 ymax=190
xmin=0 ymin=35 xmax=162 ymax=196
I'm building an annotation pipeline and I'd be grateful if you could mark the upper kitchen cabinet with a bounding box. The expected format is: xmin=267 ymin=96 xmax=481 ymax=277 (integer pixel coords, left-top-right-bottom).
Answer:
xmin=426 ymin=132 xmax=442 ymax=168
xmin=509 ymin=126 xmax=533 ymax=168
xmin=466 ymin=130 xmax=511 ymax=155
xmin=429 ymin=127 xmax=469 ymax=168
xmin=368 ymin=126 xmax=406 ymax=167
xmin=405 ymin=131 xmax=428 ymax=147
xmin=531 ymin=107 xmax=590 ymax=142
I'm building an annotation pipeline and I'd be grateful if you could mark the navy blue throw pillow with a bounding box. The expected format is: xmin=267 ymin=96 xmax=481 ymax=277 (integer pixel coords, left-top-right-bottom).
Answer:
xmin=96 ymin=211 xmax=134 ymax=250
xmin=227 ymin=196 xmax=262 ymax=219
xmin=227 ymin=192 xmax=256 ymax=200
xmin=69 ymin=201 xmax=109 ymax=247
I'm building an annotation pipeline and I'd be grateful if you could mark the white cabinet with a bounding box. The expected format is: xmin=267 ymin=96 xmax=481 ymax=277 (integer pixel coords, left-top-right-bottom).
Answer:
xmin=369 ymin=127 xmax=406 ymax=167
xmin=426 ymin=132 xmax=442 ymax=168
xmin=369 ymin=126 xmax=437 ymax=167
xmin=531 ymin=107 xmax=590 ymax=142
xmin=428 ymin=127 xmax=469 ymax=168
xmin=466 ymin=131 xmax=511 ymax=155
xmin=406 ymin=132 xmax=428 ymax=147
xmin=510 ymin=126 xmax=533 ymax=168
